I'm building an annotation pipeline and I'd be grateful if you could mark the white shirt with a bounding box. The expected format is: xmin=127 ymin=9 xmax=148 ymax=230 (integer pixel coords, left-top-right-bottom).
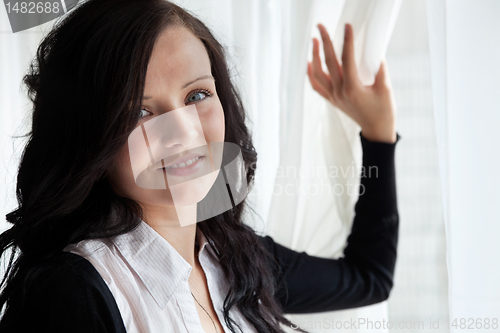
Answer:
xmin=63 ymin=220 xmax=258 ymax=333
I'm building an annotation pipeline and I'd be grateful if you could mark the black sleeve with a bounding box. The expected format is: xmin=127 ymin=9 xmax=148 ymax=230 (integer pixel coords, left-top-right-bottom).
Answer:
xmin=0 ymin=252 xmax=127 ymax=333
xmin=258 ymin=131 xmax=401 ymax=314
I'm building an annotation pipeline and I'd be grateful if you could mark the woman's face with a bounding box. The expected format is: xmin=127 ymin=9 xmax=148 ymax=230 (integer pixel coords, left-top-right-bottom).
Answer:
xmin=107 ymin=26 xmax=225 ymax=213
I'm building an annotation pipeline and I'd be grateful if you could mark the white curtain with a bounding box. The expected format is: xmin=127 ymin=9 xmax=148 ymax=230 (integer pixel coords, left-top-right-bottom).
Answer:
xmin=426 ymin=0 xmax=500 ymax=330
xmin=263 ymin=1 xmax=401 ymax=332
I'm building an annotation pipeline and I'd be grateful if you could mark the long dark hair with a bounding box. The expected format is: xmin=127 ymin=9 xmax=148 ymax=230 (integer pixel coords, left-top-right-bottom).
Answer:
xmin=0 ymin=0 xmax=308 ymax=332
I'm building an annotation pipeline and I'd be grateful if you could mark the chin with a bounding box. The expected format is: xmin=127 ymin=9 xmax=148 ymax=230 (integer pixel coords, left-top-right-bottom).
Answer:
xmin=168 ymin=173 xmax=217 ymax=207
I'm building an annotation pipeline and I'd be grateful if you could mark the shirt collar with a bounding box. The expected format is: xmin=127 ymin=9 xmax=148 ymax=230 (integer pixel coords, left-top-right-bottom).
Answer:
xmin=110 ymin=220 xmax=211 ymax=310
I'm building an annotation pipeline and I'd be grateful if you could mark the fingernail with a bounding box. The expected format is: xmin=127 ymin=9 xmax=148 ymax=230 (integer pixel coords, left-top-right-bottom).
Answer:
xmin=344 ymin=24 xmax=348 ymax=38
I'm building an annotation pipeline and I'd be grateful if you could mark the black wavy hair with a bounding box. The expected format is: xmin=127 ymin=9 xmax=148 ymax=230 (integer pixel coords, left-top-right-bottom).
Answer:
xmin=0 ymin=0 xmax=308 ymax=332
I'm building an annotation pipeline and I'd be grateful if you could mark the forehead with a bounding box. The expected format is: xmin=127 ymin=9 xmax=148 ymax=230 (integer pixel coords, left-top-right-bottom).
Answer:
xmin=145 ymin=26 xmax=211 ymax=88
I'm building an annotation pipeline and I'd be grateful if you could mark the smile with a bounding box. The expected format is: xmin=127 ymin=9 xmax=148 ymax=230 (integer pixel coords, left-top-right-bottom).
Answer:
xmin=157 ymin=155 xmax=205 ymax=177
xmin=162 ymin=156 xmax=202 ymax=169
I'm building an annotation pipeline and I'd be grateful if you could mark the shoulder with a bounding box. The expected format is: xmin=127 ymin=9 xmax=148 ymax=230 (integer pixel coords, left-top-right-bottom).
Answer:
xmin=15 ymin=250 xmax=112 ymax=295
xmin=40 ymin=250 xmax=109 ymax=288
xmin=64 ymin=238 xmax=123 ymax=284
xmin=20 ymin=250 xmax=115 ymax=306
xmin=38 ymin=251 xmax=122 ymax=314
xmin=0 ymin=251 xmax=126 ymax=333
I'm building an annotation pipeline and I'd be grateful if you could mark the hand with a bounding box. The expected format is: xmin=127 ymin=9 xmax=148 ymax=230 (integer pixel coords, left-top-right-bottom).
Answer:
xmin=307 ymin=23 xmax=397 ymax=143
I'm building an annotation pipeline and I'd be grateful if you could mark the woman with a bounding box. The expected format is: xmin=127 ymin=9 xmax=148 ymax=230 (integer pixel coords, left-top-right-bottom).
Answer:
xmin=0 ymin=0 xmax=400 ymax=332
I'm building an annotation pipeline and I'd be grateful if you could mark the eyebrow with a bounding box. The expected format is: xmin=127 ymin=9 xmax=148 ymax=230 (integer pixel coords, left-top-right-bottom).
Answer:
xmin=142 ymin=75 xmax=214 ymax=100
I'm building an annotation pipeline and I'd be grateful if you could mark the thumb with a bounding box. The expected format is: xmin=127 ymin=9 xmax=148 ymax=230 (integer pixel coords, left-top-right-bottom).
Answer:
xmin=373 ymin=58 xmax=389 ymax=90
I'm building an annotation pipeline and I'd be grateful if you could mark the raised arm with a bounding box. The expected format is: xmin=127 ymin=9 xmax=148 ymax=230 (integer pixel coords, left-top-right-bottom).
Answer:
xmin=258 ymin=130 xmax=400 ymax=314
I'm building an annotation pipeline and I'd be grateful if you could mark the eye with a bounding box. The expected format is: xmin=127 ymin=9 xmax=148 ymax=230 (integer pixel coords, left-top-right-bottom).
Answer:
xmin=138 ymin=109 xmax=153 ymax=118
xmin=186 ymin=89 xmax=213 ymax=104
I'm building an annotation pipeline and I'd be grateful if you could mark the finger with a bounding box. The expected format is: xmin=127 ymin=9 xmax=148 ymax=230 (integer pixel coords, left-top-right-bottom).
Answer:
xmin=307 ymin=62 xmax=332 ymax=102
xmin=373 ymin=58 xmax=392 ymax=92
xmin=311 ymin=37 xmax=333 ymax=93
xmin=341 ymin=23 xmax=360 ymax=89
xmin=316 ymin=23 xmax=342 ymax=88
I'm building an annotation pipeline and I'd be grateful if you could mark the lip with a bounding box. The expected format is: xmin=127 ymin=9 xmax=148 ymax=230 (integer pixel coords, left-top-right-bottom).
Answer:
xmin=160 ymin=155 xmax=205 ymax=177
xmin=151 ymin=153 xmax=203 ymax=170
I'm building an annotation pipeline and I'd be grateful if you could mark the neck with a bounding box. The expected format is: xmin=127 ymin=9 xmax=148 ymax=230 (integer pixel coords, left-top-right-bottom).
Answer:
xmin=141 ymin=203 xmax=200 ymax=268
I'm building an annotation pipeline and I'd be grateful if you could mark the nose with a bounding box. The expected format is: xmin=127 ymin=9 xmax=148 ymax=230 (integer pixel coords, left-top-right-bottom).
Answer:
xmin=159 ymin=106 xmax=200 ymax=149
xmin=141 ymin=105 xmax=206 ymax=165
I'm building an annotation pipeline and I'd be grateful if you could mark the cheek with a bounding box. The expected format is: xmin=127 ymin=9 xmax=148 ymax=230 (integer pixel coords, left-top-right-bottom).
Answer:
xmin=200 ymin=102 xmax=225 ymax=143
xmin=220 ymin=108 xmax=225 ymax=140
